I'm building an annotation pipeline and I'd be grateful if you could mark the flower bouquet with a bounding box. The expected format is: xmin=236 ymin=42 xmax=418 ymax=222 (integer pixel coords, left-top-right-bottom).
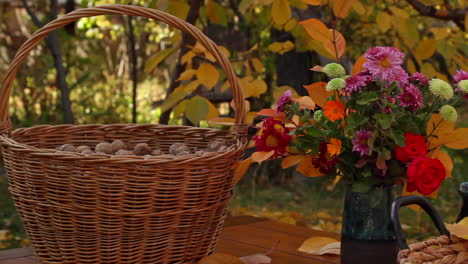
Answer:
xmin=237 ymin=46 xmax=468 ymax=262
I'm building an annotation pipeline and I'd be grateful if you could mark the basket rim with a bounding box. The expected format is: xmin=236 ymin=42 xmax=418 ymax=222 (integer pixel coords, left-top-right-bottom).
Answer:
xmin=0 ymin=123 xmax=246 ymax=165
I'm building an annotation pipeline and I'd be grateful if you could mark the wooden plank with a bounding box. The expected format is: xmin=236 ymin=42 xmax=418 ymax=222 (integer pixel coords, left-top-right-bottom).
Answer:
xmin=216 ymin=238 xmax=331 ymax=264
xmin=223 ymin=215 xmax=266 ymax=227
xmin=248 ymin=220 xmax=340 ymax=240
xmin=219 ymin=222 xmax=340 ymax=263
xmin=0 ymin=257 xmax=39 ymax=264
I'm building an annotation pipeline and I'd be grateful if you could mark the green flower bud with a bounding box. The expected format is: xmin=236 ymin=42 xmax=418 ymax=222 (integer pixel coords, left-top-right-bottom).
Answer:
xmin=429 ymin=79 xmax=453 ymax=100
xmin=326 ymin=78 xmax=346 ymax=91
xmin=323 ymin=63 xmax=346 ymax=78
xmin=440 ymin=105 xmax=457 ymax=122
xmin=313 ymin=110 xmax=324 ymax=122
xmin=459 ymin=80 xmax=468 ymax=93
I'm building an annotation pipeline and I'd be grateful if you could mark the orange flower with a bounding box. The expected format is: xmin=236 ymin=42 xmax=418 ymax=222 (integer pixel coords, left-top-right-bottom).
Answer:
xmin=323 ymin=100 xmax=345 ymax=121
xmin=327 ymin=138 xmax=342 ymax=155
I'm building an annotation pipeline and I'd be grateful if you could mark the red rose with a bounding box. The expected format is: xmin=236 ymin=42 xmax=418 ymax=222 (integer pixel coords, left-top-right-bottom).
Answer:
xmin=406 ymin=157 xmax=446 ymax=195
xmin=394 ymin=133 xmax=427 ymax=163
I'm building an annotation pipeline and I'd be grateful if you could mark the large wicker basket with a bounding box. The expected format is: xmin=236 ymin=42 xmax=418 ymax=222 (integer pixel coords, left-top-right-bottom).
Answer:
xmin=0 ymin=4 xmax=247 ymax=264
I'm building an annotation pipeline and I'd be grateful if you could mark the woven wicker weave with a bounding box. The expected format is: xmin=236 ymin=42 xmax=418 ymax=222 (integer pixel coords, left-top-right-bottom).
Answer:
xmin=398 ymin=235 xmax=468 ymax=264
xmin=0 ymin=4 xmax=247 ymax=264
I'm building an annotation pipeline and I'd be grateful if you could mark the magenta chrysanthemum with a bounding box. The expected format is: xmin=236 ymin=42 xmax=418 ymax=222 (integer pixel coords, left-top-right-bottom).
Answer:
xmin=453 ymin=70 xmax=468 ymax=83
xmin=394 ymin=67 xmax=409 ymax=87
xmin=409 ymin=72 xmax=429 ymax=86
xmin=345 ymin=71 xmax=372 ymax=93
xmin=398 ymin=84 xmax=423 ymax=111
xmin=363 ymin=46 xmax=406 ymax=84
xmin=352 ymin=130 xmax=373 ymax=157
xmin=275 ymin=90 xmax=292 ymax=114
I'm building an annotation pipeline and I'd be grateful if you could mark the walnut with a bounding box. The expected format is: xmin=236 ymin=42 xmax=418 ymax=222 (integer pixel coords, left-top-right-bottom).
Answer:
xmin=115 ymin=150 xmax=134 ymax=156
xmin=208 ymin=139 xmax=226 ymax=152
xmin=176 ymin=151 xmax=191 ymax=156
xmin=57 ymin=144 xmax=76 ymax=152
xmin=95 ymin=142 xmax=113 ymax=154
xmin=169 ymin=143 xmax=190 ymax=155
xmin=151 ymin=149 xmax=162 ymax=156
xmin=133 ymin=143 xmax=151 ymax=156
xmin=81 ymin=149 xmax=94 ymax=155
xmin=76 ymin=145 xmax=91 ymax=153
xmin=111 ymin=140 xmax=127 ymax=153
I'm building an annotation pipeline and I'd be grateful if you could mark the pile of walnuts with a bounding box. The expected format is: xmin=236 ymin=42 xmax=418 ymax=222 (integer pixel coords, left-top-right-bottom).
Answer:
xmin=55 ymin=139 xmax=229 ymax=158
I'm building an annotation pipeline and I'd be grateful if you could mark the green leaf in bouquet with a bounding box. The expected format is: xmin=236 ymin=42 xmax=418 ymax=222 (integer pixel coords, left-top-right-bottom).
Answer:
xmin=305 ymin=126 xmax=324 ymax=137
xmin=367 ymin=131 xmax=379 ymax=152
xmin=390 ymin=130 xmax=406 ymax=147
xmin=356 ymin=92 xmax=379 ymax=105
xmin=374 ymin=113 xmax=394 ymax=129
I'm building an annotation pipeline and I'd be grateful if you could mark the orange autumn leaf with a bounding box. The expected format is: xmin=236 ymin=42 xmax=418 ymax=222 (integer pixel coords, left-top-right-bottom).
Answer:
xmin=257 ymin=108 xmax=277 ymax=116
xmin=303 ymin=82 xmax=332 ymax=107
xmin=208 ymin=117 xmax=235 ymax=126
xmin=426 ymin=149 xmax=453 ymax=178
xmin=251 ymin=151 xmax=275 ymax=163
xmin=323 ymin=30 xmax=346 ymax=59
xmin=296 ymin=156 xmax=324 ymax=178
xmin=351 ymin=54 xmax=366 ymax=74
xmin=310 ymin=65 xmax=324 ymax=72
xmin=233 ymin=157 xmax=253 ymax=184
xmin=333 ymin=0 xmax=359 ymax=18
xmin=426 ymin=114 xmax=468 ymax=150
xmin=292 ymin=96 xmax=316 ymax=110
xmin=299 ymin=18 xmax=331 ymax=44
xmin=281 ymin=155 xmax=306 ymax=169
xmin=302 ymin=0 xmax=323 ymax=5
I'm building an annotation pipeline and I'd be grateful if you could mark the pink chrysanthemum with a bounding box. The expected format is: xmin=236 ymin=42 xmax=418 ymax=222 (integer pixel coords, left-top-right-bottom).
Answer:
xmin=345 ymin=71 xmax=372 ymax=93
xmin=352 ymin=130 xmax=373 ymax=157
xmin=453 ymin=70 xmax=468 ymax=83
xmin=397 ymin=84 xmax=423 ymax=111
xmin=409 ymin=72 xmax=429 ymax=86
xmin=275 ymin=90 xmax=292 ymax=114
xmin=363 ymin=46 xmax=406 ymax=84
xmin=394 ymin=67 xmax=409 ymax=87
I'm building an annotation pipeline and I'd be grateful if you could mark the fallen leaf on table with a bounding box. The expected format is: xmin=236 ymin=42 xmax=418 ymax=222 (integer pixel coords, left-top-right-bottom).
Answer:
xmin=198 ymin=253 xmax=244 ymax=264
xmin=446 ymin=217 xmax=468 ymax=240
xmin=298 ymin=236 xmax=340 ymax=255
xmin=239 ymin=254 xmax=271 ymax=264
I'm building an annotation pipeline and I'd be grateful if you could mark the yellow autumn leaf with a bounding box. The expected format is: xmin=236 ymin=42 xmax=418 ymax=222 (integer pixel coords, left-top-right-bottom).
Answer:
xmin=173 ymin=99 xmax=188 ymax=118
xmin=178 ymin=69 xmax=196 ymax=81
xmin=376 ymin=12 xmax=392 ymax=33
xmin=421 ymin=62 xmax=437 ymax=78
xmin=426 ymin=114 xmax=468 ymax=150
xmin=206 ymin=0 xmax=221 ymax=24
xmin=296 ymin=156 xmax=324 ymax=178
xmin=201 ymin=97 xmax=219 ymax=120
xmin=446 ymin=217 xmax=468 ymax=240
xmin=352 ymin=1 xmax=365 ymax=15
xmin=271 ymin=0 xmax=291 ymax=25
xmin=218 ymin=45 xmax=231 ymax=58
xmin=233 ymin=157 xmax=253 ymax=184
xmin=252 ymin=58 xmax=264 ymax=73
xmin=303 ymin=82 xmax=332 ymax=107
xmin=251 ymin=151 xmax=275 ymax=163
xmin=426 ymin=149 xmax=453 ymax=178
xmin=281 ymin=155 xmax=306 ymax=169
xmin=179 ymin=80 xmax=201 ymax=92
xmin=300 ymin=18 xmax=331 ymax=44
xmin=407 ymin=59 xmax=416 ymax=74
xmin=389 ymin=6 xmax=409 ymax=19
xmin=196 ymin=63 xmax=219 ymax=89
xmin=144 ymin=47 xmax=177 ymax=74
xmin=181 ymin=50 xmax=196 ymax=65
xmin=414 ymin=39 xmax=436 ymax=61
xmin=185 ymin=96 xmax=209 ymax=124
xmin=333 ymin=0 xmax=358 ymax=18
xmin=284 ymin=18 xmax=298 ymax=32
xmin=298 ymin=237 xmax=340 ymax=254
xmin=430 ymin=27 xmax=450 ymax=40
xmin=221 ymin=80 xmax=230 ymax=92
xmin=167 ymin=0 xmax=190 ymax=19
xmin=302 ymin=0 xmax=322 ymax=5
xmin=274 ymin=85 xmax=298 ymax=101
xmin=241 ymin=77 xmax=268 ymax=98
xmin=246 ymin=112 xmax=258 ymax=124
xmin=159 ymin=90 xmax=191 ymax=113
xmin=268 ymin=42 xmax=283 ymax=53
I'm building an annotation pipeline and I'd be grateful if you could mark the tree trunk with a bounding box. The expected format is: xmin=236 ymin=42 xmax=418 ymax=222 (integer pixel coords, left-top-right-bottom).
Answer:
xmin=159 ymin=0 xmax=201 ymax=124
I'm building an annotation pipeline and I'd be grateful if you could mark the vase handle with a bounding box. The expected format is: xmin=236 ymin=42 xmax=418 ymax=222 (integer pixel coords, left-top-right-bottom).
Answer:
xmin=391 ymin=195 xmax=450 ymax=249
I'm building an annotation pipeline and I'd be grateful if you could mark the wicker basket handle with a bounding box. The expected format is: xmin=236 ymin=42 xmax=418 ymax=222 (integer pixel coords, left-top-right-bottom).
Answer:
xmin=391 ymin=195 xmax=450 ymax=249
xmin=0 ymin=4 xmax=247 ymax=133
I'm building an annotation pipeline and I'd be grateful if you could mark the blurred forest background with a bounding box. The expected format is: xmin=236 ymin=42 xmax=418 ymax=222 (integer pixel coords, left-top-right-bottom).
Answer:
xmin=0 ymin=0 xmax=467 ymax=249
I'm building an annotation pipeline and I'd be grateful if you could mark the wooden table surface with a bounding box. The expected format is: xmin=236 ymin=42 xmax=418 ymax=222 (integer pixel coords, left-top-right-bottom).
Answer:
xmin=0 ymin=215 xmax=340 ymax=264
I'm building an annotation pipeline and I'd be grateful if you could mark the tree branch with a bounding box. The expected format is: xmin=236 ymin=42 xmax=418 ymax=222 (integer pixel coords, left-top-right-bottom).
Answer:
xmin=22 ymin=0 xmax=44 ymax=27
xmin=126 ymin=16 xmax=138 ymax=124
xmin=405 ymin=0 xmax=466 ymax=30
